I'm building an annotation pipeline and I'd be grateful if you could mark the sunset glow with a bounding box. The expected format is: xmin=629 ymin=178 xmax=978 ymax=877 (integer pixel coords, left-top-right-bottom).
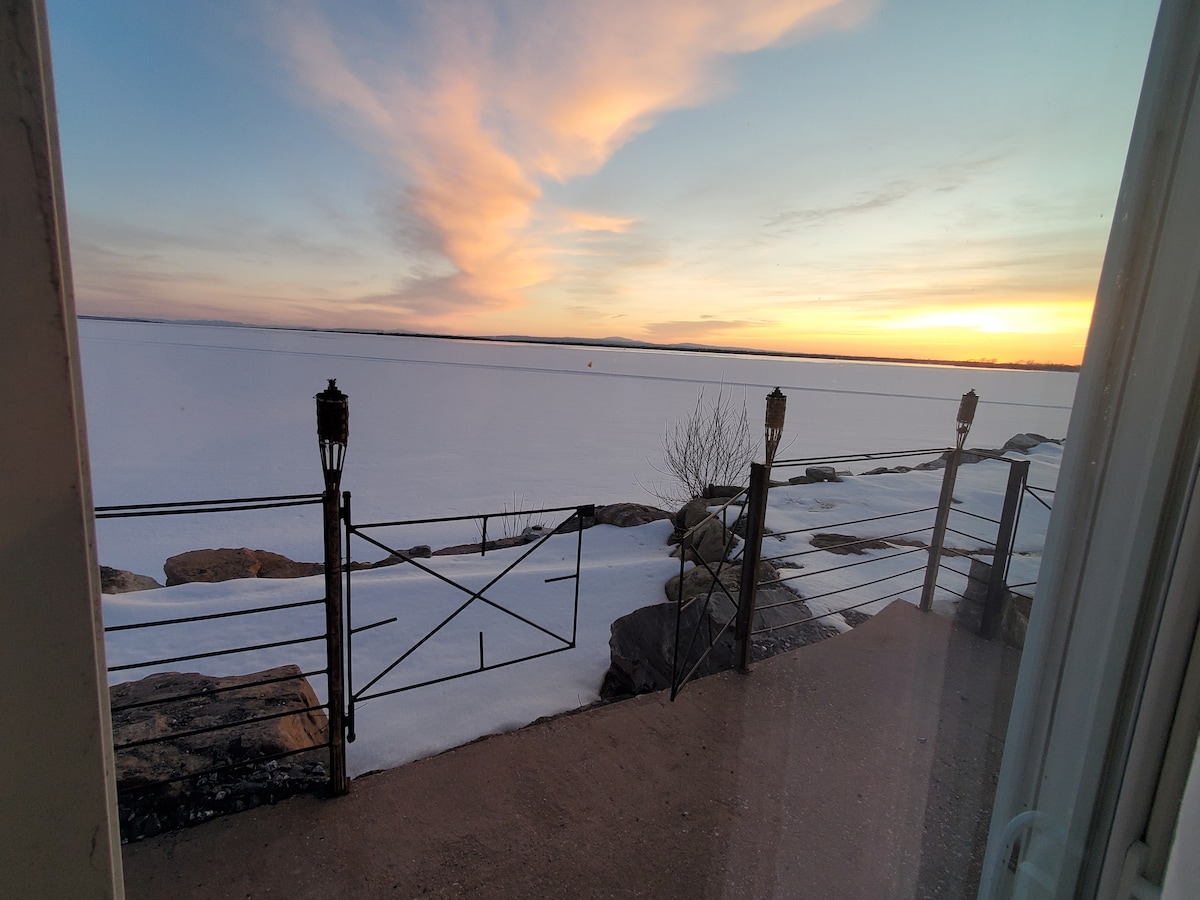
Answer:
xmin=48 ymin=0 xmax=1159 ymax=365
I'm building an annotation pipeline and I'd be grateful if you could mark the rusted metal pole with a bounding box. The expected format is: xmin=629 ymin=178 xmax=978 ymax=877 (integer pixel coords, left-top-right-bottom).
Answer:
xmin=735 ymin=462 xmax=769 ymax=672
xmin=981 ymin=459 xmax=1030 ymax=639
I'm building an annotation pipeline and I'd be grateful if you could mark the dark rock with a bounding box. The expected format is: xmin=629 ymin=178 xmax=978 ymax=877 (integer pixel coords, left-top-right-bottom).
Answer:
xmin=100 ymin=566 xmax=163 ymax=594
xmin=806 ymin=466 xmax=840 ymax=482
xmin=602 ymin=564 xmax=838 ymax=699
xmin=675 ymin=497 xmax=718 ymax=531
xmin=955 ymin=557 xmax=1029 ymax=649
xmin=841 ymin=610 xmax=872 ymax=628
xmin=602 ymin=601 xmax=735 ymax=698
xmin=1003 ymin=433 xmax=1060 ymax=453
xmin=432 ymin=536 xmax=528 ymax=556
xmin=810 ymin=533 xmax=897 ymax=556
xmin=703 ymin=484 xmax=744 ymax=499
xmin=163 ymin=548 xmax=323 ymax=585
xmin=594 ymin=503 xmax=673 ymax=528
xmin=955 ymin=558 xmax=992 ymax=634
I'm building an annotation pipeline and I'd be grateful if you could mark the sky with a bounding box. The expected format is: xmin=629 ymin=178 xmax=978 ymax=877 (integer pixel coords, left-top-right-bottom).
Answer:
xmin=48 ymin=1 xmax=1160 ymax=365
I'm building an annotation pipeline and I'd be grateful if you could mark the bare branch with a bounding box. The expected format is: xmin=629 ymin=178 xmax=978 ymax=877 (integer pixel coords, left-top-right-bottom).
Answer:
xmin=648 ymin=386 xmax=755 ymax=505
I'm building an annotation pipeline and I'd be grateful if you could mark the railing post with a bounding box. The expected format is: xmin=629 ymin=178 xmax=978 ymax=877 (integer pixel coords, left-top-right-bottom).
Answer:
xmin=735 ymin=462 xmax=769 ymax=672
xmin=322 ymin=483 xmax=348 ymax=795
xmin=316 ymin=380 xmax=349 ymax=796
xmin=919 ymin=390 xmax=979 ymax=612
xmin=981 ymin=459 xmax=1030 ymax=639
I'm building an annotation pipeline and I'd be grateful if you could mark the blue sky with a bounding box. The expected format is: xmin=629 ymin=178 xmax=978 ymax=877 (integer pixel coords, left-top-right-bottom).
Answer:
xmin=48 ymin=0 xmax=1160 ymax=363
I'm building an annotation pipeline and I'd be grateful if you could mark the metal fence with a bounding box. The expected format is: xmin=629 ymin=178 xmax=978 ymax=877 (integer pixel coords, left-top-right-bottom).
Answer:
xmin=97 ymin=493 xmax=337 ymax=840
xmin=669 ymin=437 xmax=1040 ymax=698
xmin=342 ymin=499 xmax=592 ymax=741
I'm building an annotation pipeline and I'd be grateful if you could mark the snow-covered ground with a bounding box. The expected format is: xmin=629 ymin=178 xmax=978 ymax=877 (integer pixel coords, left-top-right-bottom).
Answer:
xmin=84 ymin=319 xmax=1071 ymax=775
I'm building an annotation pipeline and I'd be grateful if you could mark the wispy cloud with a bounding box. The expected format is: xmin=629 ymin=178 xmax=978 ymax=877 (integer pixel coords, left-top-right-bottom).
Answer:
xmin=272 ymin=0 xmax=867 ymax=326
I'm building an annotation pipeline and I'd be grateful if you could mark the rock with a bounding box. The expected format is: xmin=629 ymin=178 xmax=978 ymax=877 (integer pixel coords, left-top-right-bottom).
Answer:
xmin=671 ymin=517 xmax=735 ymax=566
xmin=841 ymin=610 xmax=871 ymax=627
xmin=703 ymin=484 xmax=744 ymax=499
xmin=674 ymin=497 xmax=718 ymax=531
xmin=956 ymin=558 xmax=992 ymax=634
xmin=432 ymin=536 xmax=528 ymax=556
xmin=809 ymin=533 xmax=898 ymax=556
xmin=109 ymin=665 xmax=329 ymax=792
xmin=593 ymin=503 xmax=673 ymax=528
xmin=110 ymin=665 xmax=331 ymax=842
xmin=1003 ymin=433 xmax=1060 ymax=453
xmin=955 ymin=557 xmax=1029 ymax=649
xmin=163 ymin=548 xmax=323 ymax=585
xmin=664 ymin=561 xmax=780 ymax=616
xmin=100 ymin=566 xmax=163 ymax=594
xmin=602 ymin=601 xmax=735 ymax=698
xmin=521 ymin=525 xmax=554 ymax=542
xmin=806 ymin=465 xmax=840 ymax=482
xmin=253 ymin=550 xmax=325 ymax=579
xmin=602 ymin=562 xmax=836 ymax=699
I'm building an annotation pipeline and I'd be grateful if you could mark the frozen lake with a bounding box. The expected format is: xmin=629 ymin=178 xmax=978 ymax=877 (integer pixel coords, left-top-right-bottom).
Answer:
xmin=84 ymin=318 xmax=1073 ymax=774
xmin=79 ymin=318 xmax=1076 ymax=579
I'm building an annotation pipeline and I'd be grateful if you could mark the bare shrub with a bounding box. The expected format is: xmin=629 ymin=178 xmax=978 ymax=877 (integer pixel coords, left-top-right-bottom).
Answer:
xmin=647 ymin=386 xmax=755 ymax=505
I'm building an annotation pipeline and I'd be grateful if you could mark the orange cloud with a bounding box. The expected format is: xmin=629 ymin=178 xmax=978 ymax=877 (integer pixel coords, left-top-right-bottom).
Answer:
xmin=274 ymin=0 xmax=866 ymax=326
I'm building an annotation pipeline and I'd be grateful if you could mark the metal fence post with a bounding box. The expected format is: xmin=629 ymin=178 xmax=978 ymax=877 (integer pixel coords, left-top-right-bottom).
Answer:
xmin=919 ymin=390 xmax=978 ymax=612
xmin=735 ymin=462 xmax=769 ymax=672
xmin=981 ymin=459 xmax=1030 ymax=639
xmin=316 ymin=381 xmax=349 ymax=796
xmin=322 ymin=484 xmax=348 ymax=795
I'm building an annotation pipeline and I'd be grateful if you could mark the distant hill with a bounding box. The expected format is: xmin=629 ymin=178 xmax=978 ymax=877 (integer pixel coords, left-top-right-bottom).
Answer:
xmin=76 ymin=315 xmax=1081 ymax=372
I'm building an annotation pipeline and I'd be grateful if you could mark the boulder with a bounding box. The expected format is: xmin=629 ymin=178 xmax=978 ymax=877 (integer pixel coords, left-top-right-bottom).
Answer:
xmin=100 ymin=566 xmax=163 ymax=594
xmin=602 ymin=589 xmax=838 ymax=699
xmin=671 ymin=517 xmax=735 ymax=566
xmin=109 ymin=665 xmax=329 ymax=792
xmin=675 ymin=497 xmax=718 ymax=531
xmin=163 ymin=548 xmax=323 ymax=585
xmin=594 ymin=503 xmax=673 ymax=528
xmin=109 ymin=665 xmax=330 ymax=841
xmin=664 ymin=560 xmax=781 ymax=615
xmin=603 ymin=601 xmax=735 ymax=698
xmin=601 ymin=561 xmax=837 ymax=699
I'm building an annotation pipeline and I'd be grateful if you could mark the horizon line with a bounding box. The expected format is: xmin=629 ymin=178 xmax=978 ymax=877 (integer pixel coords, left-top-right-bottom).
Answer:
xmin=76 ymin=315 xmax=1083 ymax=374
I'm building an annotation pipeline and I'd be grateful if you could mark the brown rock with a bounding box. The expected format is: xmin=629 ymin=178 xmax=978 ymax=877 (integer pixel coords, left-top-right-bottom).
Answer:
xmin=593 ymin=503 xmax=673 ymax=528
xmin=163 ymin=548 xmax=323 ymax=585
xmin=109 ymin=665 xmax=328 ymax=792
xmin=810 ymin=533 xmax=897 ymax=556
xmin=100 ymin=565 xmax=163 ymax=594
